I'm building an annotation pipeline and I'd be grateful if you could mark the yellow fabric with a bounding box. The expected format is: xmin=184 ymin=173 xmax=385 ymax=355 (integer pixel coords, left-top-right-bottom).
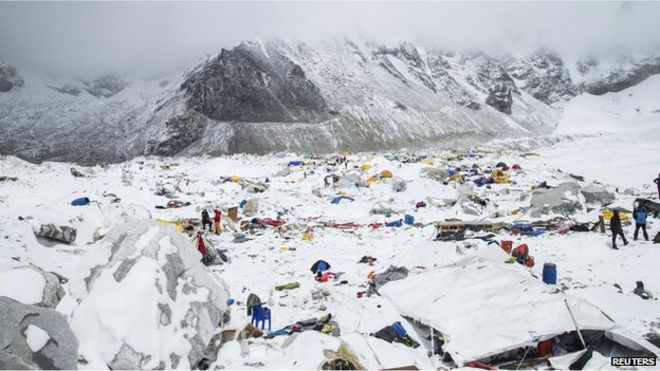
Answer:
xmin=359 ymin=164 xmax=372 ymax=171
xmin=380 ymin=170 xmax=393 ymax=178
xmin=302 ymin=232 xmax=314 ymax=241
xmin=214 ymin=222 xmax=221 ymax=235
xmin=230 ymin=175 xmax=241 ymax=183
xmin=280 ymin=246 xmax=289 ymax=252
xmin=419 ymin=159 xmax=434 ymax=166
xmin=366 ymin=175 xmax=378 ymax=183
xmin=337 ymin=190 xmax=348 ymax=195
xmin=449 ymin=173 xmax=463 ymax=181
xmin=490 ymin=169 xmax=509 ymax=184
xmin=602 ymin=209 xmax=629 ymax=220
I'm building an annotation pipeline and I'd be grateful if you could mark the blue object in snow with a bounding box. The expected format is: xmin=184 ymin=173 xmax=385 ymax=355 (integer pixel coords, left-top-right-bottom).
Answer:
xmin=71 ymin=197 xmax=90 ymax=206
xmin=391 ymin=321 xmax=407 ymax=339
xmin=331 ymin=196 xmax=354 ymax=204
xmin=542 ymin=263 xmax=557 ymax=285
xmin=226 ymin=298 xmax=235 ymax=306
xmin=404 ymin=214 xmax=415 ymax=225
xmin=287 ymin=160 xmax=303 ymax=167
xmin=385 ymin=219 xmax=403 ymax=227
xmin=446 ymin=168 xmax=456 ymax=176
xmin=239 ymin=200 xmax=247 ymax=208
xmin=251 ymin=304 xmax=272 ymax=331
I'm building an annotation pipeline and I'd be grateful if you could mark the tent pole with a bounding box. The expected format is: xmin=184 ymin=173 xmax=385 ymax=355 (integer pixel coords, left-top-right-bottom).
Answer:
xmin=563 ymin=297 xmax=587 ymax=349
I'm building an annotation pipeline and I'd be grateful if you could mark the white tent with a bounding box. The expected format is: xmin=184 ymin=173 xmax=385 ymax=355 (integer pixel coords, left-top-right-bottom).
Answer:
xmin=380 ymin=247 xmax=658 ymax=366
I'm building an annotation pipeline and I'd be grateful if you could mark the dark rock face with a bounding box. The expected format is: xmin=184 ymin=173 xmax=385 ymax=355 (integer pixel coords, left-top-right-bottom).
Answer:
xmin=147 ymin=114 xmax=208 ymax=156
xmin=83 ymin=75 xmax=128 ymax=98
xmin=484 ymin=70 xmax=516 ymax=114
xmin=507 ymin=50 xmax=577 ymax=104
xmin=49 ymin=84 xmax=82 ymax=96
xmin=181 ymin=42 xmax=330 ymax=123
xmin=577 ymin=56 xmax=660 ymax=95
xmin=0 ymin=63 xmax=24 ymax=92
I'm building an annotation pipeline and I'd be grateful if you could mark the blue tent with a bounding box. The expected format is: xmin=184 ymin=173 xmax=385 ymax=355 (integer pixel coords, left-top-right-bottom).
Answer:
xmin=331 ymin=196 xmax=354 ymax=204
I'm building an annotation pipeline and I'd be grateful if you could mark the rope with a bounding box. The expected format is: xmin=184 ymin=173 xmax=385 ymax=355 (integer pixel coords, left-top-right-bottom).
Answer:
xmin=515 ymin=345 xmax=532 ymax=370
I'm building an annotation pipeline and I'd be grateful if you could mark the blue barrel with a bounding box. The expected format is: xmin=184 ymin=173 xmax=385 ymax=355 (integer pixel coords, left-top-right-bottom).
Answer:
xmin=543 ymin=263 xmax=557 ymax=285
xmin=404 ymin=214 xmax=415 ymax=225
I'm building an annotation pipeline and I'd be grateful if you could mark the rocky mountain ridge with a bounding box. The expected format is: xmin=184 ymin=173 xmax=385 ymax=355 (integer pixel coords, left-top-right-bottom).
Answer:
xmin=1 ymin=39 xmax=659 ymax=164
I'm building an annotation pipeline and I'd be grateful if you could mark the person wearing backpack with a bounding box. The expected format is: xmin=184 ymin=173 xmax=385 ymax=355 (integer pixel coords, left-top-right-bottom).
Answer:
xmin=610 ymin=210 xmax=628 ymax=249
xmin=201 ymin=209 xmax=212 ymax=231
xmin=633 ymin=206 xmax=649 ymax=241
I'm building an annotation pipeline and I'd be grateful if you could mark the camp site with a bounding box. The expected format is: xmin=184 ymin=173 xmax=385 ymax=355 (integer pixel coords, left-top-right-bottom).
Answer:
xmin=2 ymin=1 xmax=660 ymax=370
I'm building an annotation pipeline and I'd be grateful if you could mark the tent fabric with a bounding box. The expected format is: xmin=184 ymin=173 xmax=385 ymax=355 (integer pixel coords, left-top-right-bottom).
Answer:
xmin=71 ymin=197 xmax=90 ymax=206
xmin=35 ymin=224 xmax=77 ymax=244
xmin=380 ymin=248 xmax=617 ymax=365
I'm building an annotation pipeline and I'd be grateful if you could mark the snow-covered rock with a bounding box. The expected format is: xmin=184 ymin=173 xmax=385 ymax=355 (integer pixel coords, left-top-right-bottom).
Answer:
xmin=69 ymin=221 xmax=230 ymax=369
xmin=530 ymin=182 xmax=583 ymax=216
xmin=0 ymin=63 xmax=24 ymax=92
xmin=580 ymin=183 xmax=615 ymax=206
xmin=0 ymin=265 xmax=65 ymax=308
xmin=0 ymin=297 xmax=79 ymax=369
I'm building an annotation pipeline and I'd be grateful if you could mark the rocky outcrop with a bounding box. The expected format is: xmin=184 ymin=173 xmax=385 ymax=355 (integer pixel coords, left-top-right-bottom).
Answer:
xmin=69 ymin=221 xmax=230 ymax=369
xmin=49 ymin=84 xmax=82 ymax=96
xmin=0 ymin=297 xmax=79 ymax=370
xmin=0 ymin=63 xmax=24 ymax=92
xmin=83 ymin=75 xmax=128 ymax=98
xmin=181 ymin=41 xmax=330 ymax=123
xmin=485 ymin=71 xmax=516 ymax=114
xmin=0 ymin=265 xmax=65 ymax=308
xmin=575 ymin=54 xmax=660 ymax=95
xmin=507 ymin=50 xmax=577 ymax=104
xmin=530 ymin=182 xmax=583 ymax=216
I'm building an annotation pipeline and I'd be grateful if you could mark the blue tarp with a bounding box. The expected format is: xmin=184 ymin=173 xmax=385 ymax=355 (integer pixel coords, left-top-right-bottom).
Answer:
xmin=331 ymin=196 xmax=354 ymax=204
xmin=71 ymin=197 xmax=90 ymax=206
xmin=385 ymin=219 xmax=403 ymax=227
xmin=287 ymin=160 xmax=304 ymax=167
xmin=404 ymin=215 xmax=415 ymax=225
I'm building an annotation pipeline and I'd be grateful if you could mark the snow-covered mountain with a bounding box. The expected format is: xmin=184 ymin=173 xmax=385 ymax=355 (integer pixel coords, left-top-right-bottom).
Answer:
xmin=1 ymin=39 xmax=659 ymax=164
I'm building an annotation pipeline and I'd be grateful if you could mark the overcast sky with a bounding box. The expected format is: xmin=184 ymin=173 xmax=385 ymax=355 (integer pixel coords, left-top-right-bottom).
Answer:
xmin=1 ymin=1 xmax=659 ymax=77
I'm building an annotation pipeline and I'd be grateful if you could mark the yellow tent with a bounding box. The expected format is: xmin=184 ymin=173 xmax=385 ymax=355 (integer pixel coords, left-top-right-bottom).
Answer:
xmin=302 ymin=232 xmax=314 ymax=241
xmin=366 ymin=175 xmax=379 ymax=183
xmin=230 ymin=175 xmax=241 ymax=183
xmin=419 ymin=159 xmax=434 ymax=166
xmin=380 ymin=170 xmax=393 ymax=178
xmin=490 ymin=169 xmax=510 ymax=184
xmin=602 ymin=209 xmax=630 ymax=221
xmin=359 ymin=164 xmax=372 ymax=171
xmin=449 ymin=173 xmax=463 ymax=181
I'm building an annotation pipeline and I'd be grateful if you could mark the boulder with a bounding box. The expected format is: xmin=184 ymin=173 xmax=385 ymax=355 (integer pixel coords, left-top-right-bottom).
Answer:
xmin=0 ymin=297 xmax=79 ymax=370
xmin=0 ymin=265 xmax=65 ymax=308
xmin=530 ymin=182 xmax=583 ymax=216
xmin=580 ymin=183 xmax=615 ymax=205
xmin=421 ymin=167 xmax=449 ymax=182
xmin=391 ymin=177 xmax=407 ymax=193
xmin=0 ymin=63 xmax=24 ymax=92
xmin=69 ymin=221 xmax=230 ymax=369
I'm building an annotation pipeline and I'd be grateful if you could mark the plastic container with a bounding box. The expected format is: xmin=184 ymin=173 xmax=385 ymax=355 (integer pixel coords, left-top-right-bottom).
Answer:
xmin=543 ymin=263 xmax=557 ymax=285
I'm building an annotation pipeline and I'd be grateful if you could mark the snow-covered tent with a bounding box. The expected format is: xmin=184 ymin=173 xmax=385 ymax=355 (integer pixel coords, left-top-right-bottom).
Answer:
xmin=380 ymin=247 xmax=659 ymax=367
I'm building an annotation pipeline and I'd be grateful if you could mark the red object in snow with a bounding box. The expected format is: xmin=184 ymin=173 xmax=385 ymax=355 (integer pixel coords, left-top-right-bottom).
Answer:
xmin=512 ymin=164 xmax=521 ymax=170
xmin=315 ymin=272 xmax=336 ymax=282
xmin=214 ymin=209 xmax=222 ymax=222
xmin=501 ymin=240 xmax=513 ymax=253
xmin=502 ymin=165 xmax=510 ymax=171
xmin=330 ymin=222 xmax=361 ymax=229
xmin=368 ymin=223 xmax=384 ymax=229
xmin=463 ymin=361 xmax=495 ymax=370
xmin=196 ymin=236 xmax=206 ymax=256
xmin=537 ymin=340 xmax=553 ymax=356
xmin=259 ymin=218 xmax=286 ymax=227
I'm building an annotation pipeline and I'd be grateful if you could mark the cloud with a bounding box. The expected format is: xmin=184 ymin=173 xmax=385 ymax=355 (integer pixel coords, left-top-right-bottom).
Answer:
xmin=1 ymin=1 xmax=659 ymax=77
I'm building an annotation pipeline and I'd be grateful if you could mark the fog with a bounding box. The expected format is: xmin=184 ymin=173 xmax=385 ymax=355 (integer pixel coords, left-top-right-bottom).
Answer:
xmin=1 ymin=1 xmax=660 ymax=77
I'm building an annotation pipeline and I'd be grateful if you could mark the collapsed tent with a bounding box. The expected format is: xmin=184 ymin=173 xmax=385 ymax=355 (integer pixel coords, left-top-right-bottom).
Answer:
xmin=380 ymin=248 xmax=659 ymax=367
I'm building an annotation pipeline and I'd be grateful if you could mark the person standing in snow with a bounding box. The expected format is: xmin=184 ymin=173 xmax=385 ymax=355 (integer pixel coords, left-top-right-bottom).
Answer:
xmin=213 ymin=209 xmax=222 ymax=235
xmin=633 ymin=206 xmax=649 ymax=241
xmin=194 ymin=230 xmax=207 ymax=257
xmin=201 ymin=209 xmax=212 ymax=231
xmin=610 ymin=210 xmax=628 ymax=249
xmin=655 ymin=173 xmax=660 ymax=199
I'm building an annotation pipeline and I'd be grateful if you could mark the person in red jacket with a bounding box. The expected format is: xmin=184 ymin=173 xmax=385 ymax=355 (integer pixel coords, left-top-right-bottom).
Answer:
xmin=195 ymin=230 xmax=206 ymax=257
xmin=213 ymin=209 xmax=222 ymax=235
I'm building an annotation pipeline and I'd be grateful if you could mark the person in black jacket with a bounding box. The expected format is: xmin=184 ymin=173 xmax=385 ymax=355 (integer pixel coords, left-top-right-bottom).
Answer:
xmin=655 ymin=173 xmax=660 ymax=199
xmin=610 ymin=210 xmax=628 ymax=249
xmin=201 ymin=209 xmax=212 ymax=231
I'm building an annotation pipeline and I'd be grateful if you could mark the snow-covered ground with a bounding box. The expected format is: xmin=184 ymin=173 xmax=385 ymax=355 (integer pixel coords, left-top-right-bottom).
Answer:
xmin=0 ymin=76 xmax=659 ymax=369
